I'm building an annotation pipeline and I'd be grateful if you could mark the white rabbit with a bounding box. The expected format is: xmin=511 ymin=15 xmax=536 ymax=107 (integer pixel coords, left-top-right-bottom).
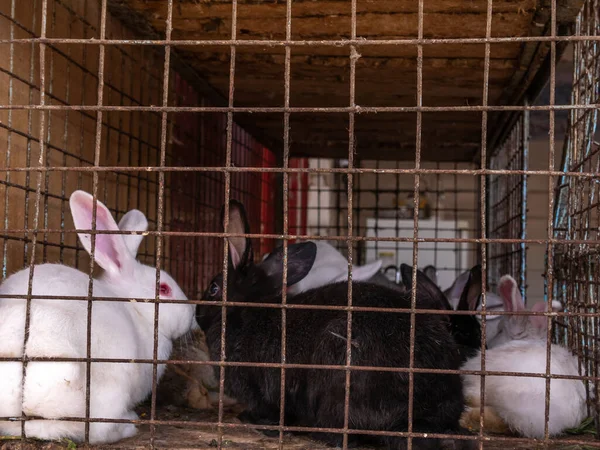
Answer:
xmin=0 ymin=191 xmax=196 ymax=444
xmin=484 ymin=274 xmax=563 ymax=349
xmin=461 ymin=275 xmax=587 ymax=438
xmin=264 ymin=240 xmax=383 ymax=295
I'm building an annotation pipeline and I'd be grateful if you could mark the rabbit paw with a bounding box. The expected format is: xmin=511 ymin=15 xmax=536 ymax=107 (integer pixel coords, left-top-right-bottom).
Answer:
xmin=460 ymin=406 xmax=510 ymax=435
xmin=89 ymin=410 xmax=138 ymax=444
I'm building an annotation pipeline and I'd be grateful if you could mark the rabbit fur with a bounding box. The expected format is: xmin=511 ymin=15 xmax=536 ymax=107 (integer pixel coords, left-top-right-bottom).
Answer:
xmin=263 ymin=240 xmax=383 ymax=295
xmin=443 ymin=269 xmax=505 ymax=347
xmin=460 ymin=275 xmax=588 ymax=438
xmin=0 ymin=191 xmax=196 ymax=444
xmin=400 ymin=264 xmax=484 ymax=363
xmin=197 ymin=200 xmax=475 ymax=450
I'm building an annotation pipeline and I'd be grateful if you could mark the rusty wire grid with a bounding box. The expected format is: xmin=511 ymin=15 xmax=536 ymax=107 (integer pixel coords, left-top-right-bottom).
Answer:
xmin=488 ymin=111 xmax=529 ymax=294
xmin=0 ymin=0 xmax=600 ymax=449
xmin=553 ymin=0 xmax=600 ymax=433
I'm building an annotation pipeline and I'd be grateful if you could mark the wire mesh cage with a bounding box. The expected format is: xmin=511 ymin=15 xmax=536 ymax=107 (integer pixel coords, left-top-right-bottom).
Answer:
xmin=0 ymin=0 xmax=600 ymax=449
xmin=488 ymin=111 xmax=528 ymax=294
xmin=553 ymin=0 xmax=600 ymax=429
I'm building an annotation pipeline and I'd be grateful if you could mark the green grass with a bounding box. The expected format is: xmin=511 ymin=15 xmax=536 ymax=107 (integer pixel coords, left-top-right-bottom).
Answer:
xmin=63 ymin=438 xmax=77 ymax=449
xmin=565 ymin=417 xmax=597 ymax=436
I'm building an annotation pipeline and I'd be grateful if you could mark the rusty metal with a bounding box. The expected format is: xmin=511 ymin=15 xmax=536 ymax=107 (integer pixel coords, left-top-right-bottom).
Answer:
xmin=3 ymin=104 xmax=600 ymax=113
xmin=488 ymin=112 xmax=529 ymax=293
xmin=1 ymin=0 xmax=599 ymax=448
xmin=147 ymin=0 xmax=174 ymax=446
xmin=276 ymin=0 xmax=294 ymax=446
xmin=0 ymin=413 xmax=597 ymax=449
xmin=3 ymin=36 xmax=600 ymax=46
xmin=553 ymin=0 xmax=600 ymax=436
xmin=541 ymin=0 xmax=559 ymax=443
xmin=21 ymin=0 xmax=46 ymax=439
xmin=475 ymin=0 xmax=494 ymax=445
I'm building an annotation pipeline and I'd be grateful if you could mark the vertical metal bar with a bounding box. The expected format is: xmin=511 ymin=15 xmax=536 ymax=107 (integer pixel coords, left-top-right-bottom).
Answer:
xmin=74 ymin=0 xmax=90 ymax=273
xmin=150 ymin=1 xmax=174 ymax=447
xmin=342 ymin=0 xmax=358 ymax=447
xmin=521 ymin=105 xmax=529 ymax=299
xmin=2 ymin=0 xmax=17 ymax=280
xmin=22 ymin=0 xmax=48 ymax=439
xmin=355 ymin=159 xmax=361 ymax=265
xmin=433 ymin=163 xmax=440 ymax=272
xmin=84 ymin=0 xmax=109 ymax=442
xmin=42 ymin=0 xmax=57 ymax=264
xmin=218 ymin=0 xmax=239 ymax=446
xmin=59 ymin=4 xmax=74 ymax=265
xmin=407 ymin=1 xmax=425 ymax=448
xmin=278 ymin=0 xmax=293 ymax=446
xmin=477 ymin=0 xmax=494 ymax=446
xmin=543 ymin=0 xmax=558 ymax=443
xmin=22 ymin=0 xmax=40 ymax=268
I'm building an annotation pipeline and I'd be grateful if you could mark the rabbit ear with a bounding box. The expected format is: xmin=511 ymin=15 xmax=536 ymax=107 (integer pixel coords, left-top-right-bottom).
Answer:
xmin=118 ymin=210 xmax=148 ymax=257
xmin=456 ymin=265 xmax=483 ymax=312
xmin=422 ymin=265 xmax=438 ymax=285
xmin=444 ymin=269 xmax=472 ymax=304
xmin=342 ymin=260 xmax=383 ymax=282
xmin=529 ymin=300 xmax=563 ymax=329
xmin=399 ymin=264 xmax=414 ymax=288
xmin=497 ymin=275 xmax=525 ymax=312
xmin=400 ymin=264 xmax=451 ymax=310
xmin=69 ymin=191 xmax=134 ymax=277
xmin=261 ymin=242 xmax=317 ymax=288
xmin=222 ymin=200 xmax=253 ymax=269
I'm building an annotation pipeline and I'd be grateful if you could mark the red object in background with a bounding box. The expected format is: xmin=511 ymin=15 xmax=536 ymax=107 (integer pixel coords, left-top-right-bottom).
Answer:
xmin=289 ymin=158 xmax=309 ymax=240
xmin=169 ymin=73 xmax=278 ymax=295
xmin=259 ymin=146 xmax=276 ymax=256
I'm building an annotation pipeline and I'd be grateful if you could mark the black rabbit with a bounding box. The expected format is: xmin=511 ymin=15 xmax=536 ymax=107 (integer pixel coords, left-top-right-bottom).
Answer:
xmin=399 ymin=264 xmax=484 ymax=362
xmin=197 ymin=200 xmax=474 ymax=450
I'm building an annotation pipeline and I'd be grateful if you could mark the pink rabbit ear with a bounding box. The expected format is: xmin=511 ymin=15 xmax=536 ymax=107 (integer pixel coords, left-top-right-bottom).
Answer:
xmin=497 ymin=275 xmax=525 ymax=313
xmin=69 ymin=191 xmax=134 ymax=277
xmin=529 ymin=301 xmax=549 ymax=330
xmin=529 ymin=300 xmax=563 ymax=330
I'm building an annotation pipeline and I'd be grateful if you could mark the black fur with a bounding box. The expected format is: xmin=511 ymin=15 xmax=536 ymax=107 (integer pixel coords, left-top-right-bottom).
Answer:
xmin=400 ymin=264 xmax=483 ymax=362
xmin=196 ymin=200 xmax=475 ymax=450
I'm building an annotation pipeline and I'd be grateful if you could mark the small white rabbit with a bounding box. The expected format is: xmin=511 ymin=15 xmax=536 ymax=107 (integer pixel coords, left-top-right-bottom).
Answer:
xmin=264 ymin=240 xmax=383 ymax=295
xmin=484 ymin=275 xmax=563 ymax=349
xmin=461 ymin=275 xmax=587 ymax=438
xmin=0 ymin=191 xmax=196 ymax=444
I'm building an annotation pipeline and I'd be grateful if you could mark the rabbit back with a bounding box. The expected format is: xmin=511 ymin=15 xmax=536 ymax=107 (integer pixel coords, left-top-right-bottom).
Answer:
xmin=205 ymin=281 xmax=467 ymax=447
xmin=0 ymin=264 xmax=166 ymax=443
xmin=462 ymin=340 xmax=587 ymax=437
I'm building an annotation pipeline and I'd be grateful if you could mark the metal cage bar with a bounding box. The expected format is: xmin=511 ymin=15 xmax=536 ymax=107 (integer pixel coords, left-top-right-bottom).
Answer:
xmin=0 ymin=0 xmax=599 ymax=449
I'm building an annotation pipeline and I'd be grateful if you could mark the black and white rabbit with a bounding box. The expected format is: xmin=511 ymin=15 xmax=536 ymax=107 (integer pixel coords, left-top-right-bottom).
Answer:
xmin=197 ymin=200 xmax=474 ymax=450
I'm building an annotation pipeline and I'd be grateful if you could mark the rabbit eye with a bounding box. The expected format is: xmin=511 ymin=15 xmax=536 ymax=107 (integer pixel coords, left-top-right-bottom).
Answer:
xmin=159 ymin=283 xmax=172 ymax=297
xmin=209 ymin=282 xmax=220 ymax=297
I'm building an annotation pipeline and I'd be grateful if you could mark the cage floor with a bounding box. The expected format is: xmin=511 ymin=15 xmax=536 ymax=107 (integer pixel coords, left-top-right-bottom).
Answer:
xmin=1 ymin=405 xmax=599 ymax=450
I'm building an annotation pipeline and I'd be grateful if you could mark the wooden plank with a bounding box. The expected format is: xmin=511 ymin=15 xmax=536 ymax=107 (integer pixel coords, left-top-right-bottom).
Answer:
xmin=107 ymin=0 xmax=583 ymax=163
xmin=146 ymin=12 xmax=536 ymax=40
xmin=183 ymin=44 xmax=522 ymax=61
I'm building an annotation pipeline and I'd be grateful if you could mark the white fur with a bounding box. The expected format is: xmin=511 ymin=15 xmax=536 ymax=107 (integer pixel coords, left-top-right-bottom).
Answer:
xmin=462 ymin=340 xmax=587 ymax=438
xmin=284 ymin=241 xmax=383 ymax=295
xmin=0 ymin=191 xmax=196 ymax=444
xmin=461 ymin=275 xmax=587 ymax=438
xmin=488 ymin=275 xmax=563 ymax=348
